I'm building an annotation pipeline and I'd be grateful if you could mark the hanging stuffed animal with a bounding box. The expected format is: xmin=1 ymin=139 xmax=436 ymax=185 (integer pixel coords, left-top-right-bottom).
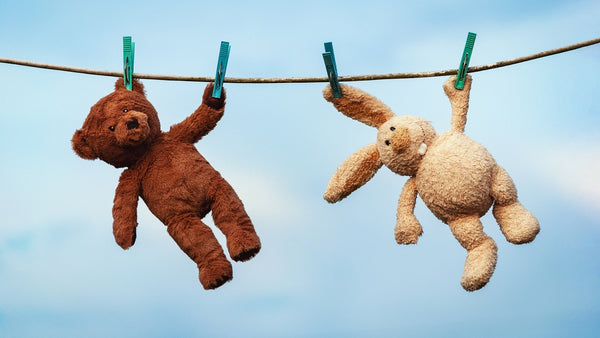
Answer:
xmin=72 ymin=79 xmax=261 ymax=289
xmin=322 ymin=75 xmax=539 ymax=291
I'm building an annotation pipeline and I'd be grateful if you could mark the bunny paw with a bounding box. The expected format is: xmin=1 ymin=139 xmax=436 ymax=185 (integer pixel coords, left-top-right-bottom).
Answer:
xmin=395 ymin=217 xmax=423 ymax=245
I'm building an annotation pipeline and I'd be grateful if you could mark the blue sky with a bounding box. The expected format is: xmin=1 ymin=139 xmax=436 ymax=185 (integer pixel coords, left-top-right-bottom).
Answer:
xmin=1 ymin=0 xmax=599 ymax=337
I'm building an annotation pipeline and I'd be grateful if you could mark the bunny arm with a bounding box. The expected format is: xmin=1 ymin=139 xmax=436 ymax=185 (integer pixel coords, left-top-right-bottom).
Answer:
xmin=395 ymin=177 xmax=423 ymax=244
xmin=324 ymin=143 xmax=383 ymax=203
xmin=442 ymin=75 xmax=472 ymax=134
xmin=323 ymin=84 xmax=395 ymax=128
xmin=168 ymin=84 xmax=225 ymax=144
xmin=112 ymin=168 xmax=141 ymax=250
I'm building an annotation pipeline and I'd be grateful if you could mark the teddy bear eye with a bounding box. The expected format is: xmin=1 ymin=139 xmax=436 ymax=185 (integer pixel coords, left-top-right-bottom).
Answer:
xmin=385 ymin=140 xmax=391 ymax=146
xmin=122 ymin=109 xmax=129 ymax=113
xmin=390 ymin=126 xmax=396 ymax=131
xmin=109 ymin=126 xmax=115 ymax=131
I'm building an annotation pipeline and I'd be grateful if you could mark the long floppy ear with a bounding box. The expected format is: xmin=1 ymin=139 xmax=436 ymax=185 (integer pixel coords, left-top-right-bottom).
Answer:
xmin=71 ymin=129 xmax=97 ymax=160
xmin=324 ymin=143 xmax=382 ymax=203
xmin=114 ymin=78 xmax=146 ymax=96
xmin=323 ymin=84 xmax=395 ymax=128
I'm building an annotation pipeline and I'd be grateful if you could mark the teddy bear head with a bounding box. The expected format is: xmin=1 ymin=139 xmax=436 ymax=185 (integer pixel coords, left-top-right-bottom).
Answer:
xmin=72 ymin=79 xmax=161 ymax=168
xmin=376 ymin=115 xmax=437 ymax=176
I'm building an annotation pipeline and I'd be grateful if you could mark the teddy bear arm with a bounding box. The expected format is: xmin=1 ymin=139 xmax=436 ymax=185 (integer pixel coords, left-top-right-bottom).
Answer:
xmin=169 ymin=104 xmax=224 ymax=143
xmin=323 ymin=84 xmax=395 ymax=128
xmin=112 ymin=169 xmax=141 ymax=250
xmin=395 ymin=177 xmax=423 ymax=244
xmin=168 ymin=83 xmax=225 ymax=143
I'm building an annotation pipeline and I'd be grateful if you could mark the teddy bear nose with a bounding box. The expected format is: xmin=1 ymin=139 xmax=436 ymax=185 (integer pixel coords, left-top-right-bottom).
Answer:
xmin=126 ymin=118 xmax=139 ymax=130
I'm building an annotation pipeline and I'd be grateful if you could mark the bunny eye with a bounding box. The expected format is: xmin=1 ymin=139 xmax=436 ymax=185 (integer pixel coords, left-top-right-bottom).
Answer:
xmin=122 ymin=109 xmax=129 ymax=113
xmin=390 ymin=126 xmax=396 ymax=131
xmin=109 ymin=126 xmax=115 ymax=131
xmin=385 ymin=140 xmax=391 ymax=146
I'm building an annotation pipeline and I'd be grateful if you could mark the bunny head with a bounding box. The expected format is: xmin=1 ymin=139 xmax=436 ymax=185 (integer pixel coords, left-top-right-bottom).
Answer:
xmin=376 ymin=115 xmax=437 ymax=176
xmin=323 ymin=84 xmax=437 ymax=203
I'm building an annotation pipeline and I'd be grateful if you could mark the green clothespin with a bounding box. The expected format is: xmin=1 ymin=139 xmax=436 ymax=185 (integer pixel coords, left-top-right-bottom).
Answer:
xmin=455 ymin=32 xmax=476 ymax=90
xmin=322 ymin=42 xmax=341 ymax=98
xmin=123 ymin=36 xmax=135 ymax=91
xmin=212 ymin=41 xmax=230 ymax=99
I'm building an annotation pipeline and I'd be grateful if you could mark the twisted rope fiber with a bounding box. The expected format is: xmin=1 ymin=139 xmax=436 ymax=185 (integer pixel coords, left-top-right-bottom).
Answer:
xmin=1 ymin=37 xmax=599 ymax=83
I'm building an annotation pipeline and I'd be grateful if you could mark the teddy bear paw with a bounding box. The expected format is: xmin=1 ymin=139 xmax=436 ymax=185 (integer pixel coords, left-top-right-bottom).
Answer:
xmin=198 ymin=260 xmax=233 ymax=290
xmin=227 ymin=231 xmax=262 ymax=262
xmin=113 ymin=225 xmax=137 ymax=250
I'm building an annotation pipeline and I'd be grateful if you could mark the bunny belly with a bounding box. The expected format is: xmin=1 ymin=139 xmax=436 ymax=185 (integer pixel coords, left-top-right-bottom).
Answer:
xmin=416 ymin=132 xmax=495 ymax=224
xmin=138 ymin=141 xmax=221 ymax=224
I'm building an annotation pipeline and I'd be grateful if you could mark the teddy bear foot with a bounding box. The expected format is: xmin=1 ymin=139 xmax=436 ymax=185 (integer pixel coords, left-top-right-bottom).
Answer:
xmin=198 ymin=260 xmax=233 ymax=290
xmin=493 ymin=202 xmax=540 ymax=244
xmin=460 ymin=238 xmax=497 ymax=292
xmin=227 ymin=230 xmax=262 ymax=262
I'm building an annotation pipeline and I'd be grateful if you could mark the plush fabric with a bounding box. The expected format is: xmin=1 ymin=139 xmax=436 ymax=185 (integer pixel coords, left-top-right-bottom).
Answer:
xmin=323 ymin=75 xmax=539 ymax=291
xmin=72 ymin=79 xmax=261 ymax=290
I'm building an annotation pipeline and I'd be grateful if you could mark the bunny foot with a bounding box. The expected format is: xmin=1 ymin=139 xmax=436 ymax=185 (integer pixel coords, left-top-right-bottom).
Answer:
xmin=493 ymin=202 xmax=540 ymax=244
xmin=460 ymin=238 xmax=497 ymax=292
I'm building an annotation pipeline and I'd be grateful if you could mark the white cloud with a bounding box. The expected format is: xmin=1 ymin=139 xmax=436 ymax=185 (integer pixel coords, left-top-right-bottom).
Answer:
xmin=221 ymin=166 xmax=305 ymax=223
xmin=527 ymin=137 xmax=600 ymax=213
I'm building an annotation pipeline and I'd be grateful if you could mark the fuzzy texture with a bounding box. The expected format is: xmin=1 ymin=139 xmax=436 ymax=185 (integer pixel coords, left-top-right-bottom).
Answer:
xmin=73 ymin=79 xmax=261 ymax=290
xmin=323 ymin=75 xmax=540 ymax=291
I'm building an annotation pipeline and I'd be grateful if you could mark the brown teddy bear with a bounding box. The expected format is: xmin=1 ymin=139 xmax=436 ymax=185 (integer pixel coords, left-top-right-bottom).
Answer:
xmin=72 ymin=79 xmax=261 ymax=289
xmin=322 ymin=75 xmax=540 ymax=291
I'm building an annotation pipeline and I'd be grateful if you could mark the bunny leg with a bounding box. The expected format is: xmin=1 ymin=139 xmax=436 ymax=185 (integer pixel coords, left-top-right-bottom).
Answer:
xmin=211 ymin=177 xmax=261 ymax=262
xmin=491 ymin=166 xmax=540 ymax=244
xmin=448 ymin=215 xmax=497 ymax=291
xmin=167 ymin=214 xmax=232 ymax=289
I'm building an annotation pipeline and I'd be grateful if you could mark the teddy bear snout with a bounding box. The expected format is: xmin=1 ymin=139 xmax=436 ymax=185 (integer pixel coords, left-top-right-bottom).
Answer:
xmin=126 ymin=118 xmax=140 ymax=130
xmin=115 ymin=111 xmax=150 ymax=147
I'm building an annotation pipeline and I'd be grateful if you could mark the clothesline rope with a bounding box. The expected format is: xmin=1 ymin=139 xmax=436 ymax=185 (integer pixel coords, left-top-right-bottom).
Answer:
xmin=1 ymin=37 xmax=599 ymax=83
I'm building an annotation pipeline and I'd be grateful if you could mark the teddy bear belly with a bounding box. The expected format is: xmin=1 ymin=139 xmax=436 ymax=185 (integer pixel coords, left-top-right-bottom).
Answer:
xmin=139 ymin=144 xmax=219 ymax=224
xmin=415 ymin=133 xmax=495 ymax=223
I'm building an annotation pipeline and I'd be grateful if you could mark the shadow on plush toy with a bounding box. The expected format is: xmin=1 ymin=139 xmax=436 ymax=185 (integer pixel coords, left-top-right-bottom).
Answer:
xmin=72 ymin=79 xmax=261 ymax=289
xmin=323 ymin=75 xmax=540 ymax=291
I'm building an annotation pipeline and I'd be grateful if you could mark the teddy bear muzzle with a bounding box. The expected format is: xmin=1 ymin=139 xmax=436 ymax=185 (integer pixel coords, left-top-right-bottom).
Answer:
xmin=115 ymin=111 xmax=151 ymax=147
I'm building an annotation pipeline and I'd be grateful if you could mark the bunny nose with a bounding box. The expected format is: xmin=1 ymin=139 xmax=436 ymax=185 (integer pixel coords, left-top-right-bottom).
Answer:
xmin=390 ymin=127 xmax=411 ymax=152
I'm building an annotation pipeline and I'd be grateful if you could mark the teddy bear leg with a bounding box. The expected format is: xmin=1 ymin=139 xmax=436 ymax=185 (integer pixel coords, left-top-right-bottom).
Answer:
xmin=167 ymin=214 xmax=233 ymax=290
xmin=490 ymin=166 xmax=540 ymax=244
xmin=211 ymin=178 xmax=261 ymax=262
xmin=448 ymin=215 xmax=498 ymax=291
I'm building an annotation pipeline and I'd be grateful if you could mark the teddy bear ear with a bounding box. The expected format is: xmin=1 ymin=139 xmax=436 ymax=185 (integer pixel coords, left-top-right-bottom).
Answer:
xmin=114 ymin=78 xmax=146 ymax=96
xmin=71 ymin=129 xmax=97 ymax=160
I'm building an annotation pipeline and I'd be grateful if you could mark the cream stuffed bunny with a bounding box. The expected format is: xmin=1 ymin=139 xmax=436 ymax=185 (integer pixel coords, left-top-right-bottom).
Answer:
xmin=323 ymin=75 xmax=540 ymax=291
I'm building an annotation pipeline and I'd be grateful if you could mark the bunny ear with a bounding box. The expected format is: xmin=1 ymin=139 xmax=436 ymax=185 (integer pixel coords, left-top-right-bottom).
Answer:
xmin=323 ymin=84 xmax=395 ymax=128
xmin=324 ymin=143 xmax=382 ymax=203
